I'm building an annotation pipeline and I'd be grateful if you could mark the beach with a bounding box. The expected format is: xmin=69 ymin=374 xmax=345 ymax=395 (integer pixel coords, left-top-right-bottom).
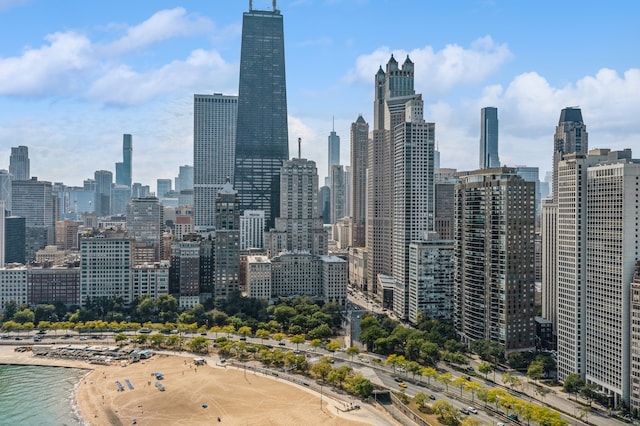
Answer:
xmin=0 ymin=345 xmax=396 ymax=426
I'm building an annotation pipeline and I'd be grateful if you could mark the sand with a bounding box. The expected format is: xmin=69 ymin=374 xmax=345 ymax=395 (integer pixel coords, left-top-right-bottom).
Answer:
xmin=0 ymin=345 xmax=396 ymax=426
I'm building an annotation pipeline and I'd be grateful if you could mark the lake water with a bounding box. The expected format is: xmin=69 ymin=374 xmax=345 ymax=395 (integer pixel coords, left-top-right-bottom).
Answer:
xmin=0 ymin=364 xmax=87 ymax=425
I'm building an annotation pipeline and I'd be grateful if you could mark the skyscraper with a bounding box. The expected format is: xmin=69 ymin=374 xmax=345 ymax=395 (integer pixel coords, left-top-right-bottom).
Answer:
xmin=350 ymin=115 xmax=368 ymax=248
xmin=156 ymin=179 xmax=172 ymax=198
xmin=175 ymin=165 xmax=194 ymax=192
xmin=330 ymin=165 xmax=345 ymax=224
xmin=327 ymin=122 xmax=340 ymax=185
xmin=265 ymin=158 xmax=327 ymax=257
xmin=479 ymin=107 xmax=500 ymax=169
xmin=11 ymin=178 xmax=54 ymax=262
xmin=234 ymin=2 xmax=289 ymax=230
xmin=454 ymin=168 xmax=536 ymax=351
xmin=194 ymin=93 xmax=237 ymax=232
xmin=552 ymin=107 xmax=588 ymax=201
xmin=126 ymin=196 xmax=164 ymax=264
xmin=9 ymin=146 xmax=29 ymax=181
xmin=0 ymin=169 xmax=11 ymax=213
xmin=391 ymin=95 xmax=435 ymax=319
xmin=214 ymin=180 xmax=240 ymax=298
xmin=367 ymin=54 xmax=416 ymax=295
xmin=115 ymin=134 xmax=132 ymax=188
xmin=94 ymin=170 xmax=112 ymax=218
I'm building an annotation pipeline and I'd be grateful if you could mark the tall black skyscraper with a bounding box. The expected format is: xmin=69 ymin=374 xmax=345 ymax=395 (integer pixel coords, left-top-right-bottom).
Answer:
xmin=479 ymin=107 xmax=500 ymax=169
xmin=234 ymin=1 xmax=289 ymax=230
xmin=115 ymin=134 xmax=132 ymax=188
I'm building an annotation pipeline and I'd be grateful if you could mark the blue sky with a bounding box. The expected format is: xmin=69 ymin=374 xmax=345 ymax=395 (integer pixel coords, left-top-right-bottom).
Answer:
xmin=0 ymin=0 xmax=639 ymax=193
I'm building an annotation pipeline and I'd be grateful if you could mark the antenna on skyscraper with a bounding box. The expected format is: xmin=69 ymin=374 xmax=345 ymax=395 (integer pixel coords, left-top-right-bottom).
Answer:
xmin=249 ymin=0 xmax=252 ymax=10
xmin=332 ymin=116 xmax=335 ymax=132
xmin=298 ymin=138 xmax=302 ymax=159
xmin=273 ymin=0 xmax=277 ymax=11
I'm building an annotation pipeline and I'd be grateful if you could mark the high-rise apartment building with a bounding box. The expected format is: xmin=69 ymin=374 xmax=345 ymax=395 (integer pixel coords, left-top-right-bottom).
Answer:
xmin=214 ymin=180 xmax=240 ymax=298
xmin=9 ymin=146 xmax=29 ymax=181
xmin=265 ymin=158 xmax=327 ymax=257
xmin=4 ymin=216 xmax=25 ymax=264
xmin=327 ymin=124 xmax=340 ymax=185
xmin=454 ymin=168 xmax=536 ymax=351
xmin=193 ymin=93 xmax=237 ymax=232
xmin=0 ymin=201 xmax=4 ymax=267
xmin=80 ymin=229 xmax=132 ymax=305
xmin=479 ymin=107 xmax=500 ymax=169
xmin=367 ymin=54 xmax=416 ymax=295
xmin=55 ymin=219 xmax=80 ymax=251
xmin=126 ymin=196 xmax=164 ymax=264
xmin=350 ymin=115 xmax=368 ymax=248
xmin=115 ymin=134 xmax=132 ymax=188
xmin=392 ymin=95 xmax=436 ymax=319
xmin=234 ymin=3 xmax=289 ymax=230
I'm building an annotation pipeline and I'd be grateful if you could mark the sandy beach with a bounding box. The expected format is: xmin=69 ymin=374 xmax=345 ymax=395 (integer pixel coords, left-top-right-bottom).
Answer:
xmin=0 ymin=345 xmax=396 ymax=426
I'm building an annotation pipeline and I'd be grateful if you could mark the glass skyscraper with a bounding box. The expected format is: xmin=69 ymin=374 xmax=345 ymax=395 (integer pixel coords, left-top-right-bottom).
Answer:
xmin=479 ymin=107 xmax=500 ymax=169
xmin=115 ymin=134 xmax=132 ymax=188
xmin=234 ymin=3 xmax=289 ymax=230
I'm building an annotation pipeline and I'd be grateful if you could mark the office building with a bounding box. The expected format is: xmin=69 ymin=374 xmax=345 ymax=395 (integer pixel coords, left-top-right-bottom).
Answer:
xmin=234 ymin=3 xmax=289 ymax=229
xmin=0 ymin=201 xmax=4 ymax=267
xmin=4 ymin=216 xmax=25 ymax=264
xmin=350 ymin=115 xmax=368 ymax=248
xmin=245 ymin=255 xmax=272 ymax=301
xmin=131 ymin=262 xmax=169 ymax=300
xmin=454 ymin=168 xmax=536 ymax=352
xmin=392 ymin=95 xmax=436 ymax=319
xmin=157 ymin=179 xmax=172 ymax=198
xmin=514 ymin=166 xmax=541 ymax=217
xmin=126 ymin=197 xmax=164 ymax=264
xmin=0 ymin=265 xmax=28 ymax=308
xmin=265 ymin=158 xmax=327 ymax=257
xmin=12 ymin=178 xmax=54 ymax=262
xmin=479 ymin=107 xmax=500 ymax=169
xmin=240 ymin=210 xmax=265 ymax=250
xmin=94 ymin=170 xmax=113 ymax=218
xmin=408 ymin=236 xmax=454 ymax=324
xmin=193 ymin=93 xmax=237 ymax=232
xmin=0 ymin=170 xmax=11 ymax=213
xmin=9 ymin=146 xmax=29 ymax=181
xmin=115 ymin=134 xmax=132 ymax=188
xmin=175 ymin=165 xmax=194 ymax=192
xmin=630 ymin=263 xmax=640 ymax=410
xmin=170 ymin=236 xmax=214 ymax=308
xmin=28 ymin=266 xmax=80 ymax=306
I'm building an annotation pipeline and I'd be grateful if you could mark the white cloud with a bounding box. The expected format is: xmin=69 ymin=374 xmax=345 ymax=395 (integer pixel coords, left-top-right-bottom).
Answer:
xmin=101 ymin=7 xmax=213 ymax=56
xmin=345 ymin=36 xmax=512 ymax=95
xmin=88 ymin=49 xmax=236 ymax=106
xmin=0 ymin=31 xmax=93 ymax=96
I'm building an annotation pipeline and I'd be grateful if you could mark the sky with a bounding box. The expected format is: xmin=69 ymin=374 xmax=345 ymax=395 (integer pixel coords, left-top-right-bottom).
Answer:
xmin=0 ymin=0 xmax=639 ymax=194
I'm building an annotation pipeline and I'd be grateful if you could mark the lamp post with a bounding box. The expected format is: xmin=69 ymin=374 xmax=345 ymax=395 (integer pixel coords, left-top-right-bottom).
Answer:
xmin=320 ymin=384 xmax=323 ymax=411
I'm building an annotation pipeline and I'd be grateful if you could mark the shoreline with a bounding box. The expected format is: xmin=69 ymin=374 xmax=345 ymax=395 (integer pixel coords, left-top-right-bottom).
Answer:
xmin=0 ymin=344 xmax=397 ymax=425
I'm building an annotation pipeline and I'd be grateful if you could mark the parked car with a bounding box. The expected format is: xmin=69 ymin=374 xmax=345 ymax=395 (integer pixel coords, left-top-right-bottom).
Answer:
xmin=467 ymin=407 xmax=477 ymax=414
xmin=460 ymin=408 xmax=469 ymax=415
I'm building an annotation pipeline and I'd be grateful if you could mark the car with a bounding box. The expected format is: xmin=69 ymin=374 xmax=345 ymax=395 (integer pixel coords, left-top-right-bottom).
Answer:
xmin=14 ymin=337 xmax=22 ymax=341
xmin=293 ymin=349 xmax=300 ymax=354
xmin=507 ymin=414 xmax=518 ymax=421
xmin=429 ymin=394 xmax=436 ymax=400
xmin=496 ymin=423 xmax=505 ymax=426
xmin=239 ymin=337 xmax=247 ymax=341
xmin=467 ymin=407 xmax=477 ymax=414
xmin=79 ymin=337 xmax=87 ymax=341
xmin=200 ymin=332 xmax=207 ymax=336
xmin=398 ymin=382 xmax=407 ymax=388
xmin=460 ymin=408 xmax=469 ymax=415
xmin=397 ymin=367 xmax=406 ymax=373
xmin=394 ymin=377 xmax=403 ymax=383
xmin=278 ymin=342 xmax=286 ymax=346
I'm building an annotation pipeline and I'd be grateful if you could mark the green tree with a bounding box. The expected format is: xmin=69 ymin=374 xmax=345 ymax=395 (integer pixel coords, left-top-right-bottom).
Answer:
xmin=325 ymin=341 xmax=340 ymax=352
xmin=13 ymin=308 xmax=35 ymax=324
xmin=255 ymin=328 xmax=270 ymax=344
xmin=188 ymin=336 xmax=210 ymax=353
xmin=527 ymin=360 xmax=544 ymax=383
xmin=115 ymin=332 xmax=129 ymax=345
xmin=290 ymin=334 xmax=305 ymax=349
xmin=438 ymin=372 xmax=453 ymax=392
xmin=307 ymin=323 xmax=333 ymax=340
xmin=452 ymin=376 xmax=469 ymax=397
xmin=238 ymin=325 xmax=252 ymax=338
xmin=327 ymin=365 xmax=352 ymax=390
xmin=414 ymin=391 xmax=429 ymax=408
xmin=422 ymin=366 xmax=437 ymax=385
xmin=309 ymin=338 xmax=323 ymax=351
xmin=346 ymin=374 xmax=373 ymax=398
xmin=311 ymin=361 xmax=333 ymax=382
xmin=346 ymin=345 xmax=360 ymax=363
xmin=563 ymin=373 xmax=584 ymax=400
xmin=478 ymin=361 xmax=493 ymax=380
xmin=149 ymin=333 xmax=166 ymax=348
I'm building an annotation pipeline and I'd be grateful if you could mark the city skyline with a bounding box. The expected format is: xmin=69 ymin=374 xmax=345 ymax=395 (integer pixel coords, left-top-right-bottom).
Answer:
xmin=0 ymin=1 xmax=639 ymax=189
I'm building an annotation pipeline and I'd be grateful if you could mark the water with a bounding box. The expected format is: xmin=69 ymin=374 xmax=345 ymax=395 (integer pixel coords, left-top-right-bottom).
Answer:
xmin=0 ymin=364 xmax=88 ymax=426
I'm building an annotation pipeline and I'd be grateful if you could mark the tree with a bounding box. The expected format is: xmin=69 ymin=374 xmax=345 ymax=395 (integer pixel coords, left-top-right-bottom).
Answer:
xmin=438 ymin=372 xmax=453 ymax=392
xmin=13 ymin=308 xmax=35 ymax=324
xmin=309 ymin=338 xmax=323 ymax=351
xmin=188 ymin=336 xmax=210 ymax=353
xmin=580 ymin=382 xmax=599 ymax=407
xmin=414 ymin=392 xmax=429 ymax=407
xmin=325 ymin=341 xmax=340 ymax=352
xmin=149 ymin=333 xmax=166 ymax=348
xmin=346 ymin=345 xmax=360 ymax=363
xmin=238 ymin=325 xmax=252 ymax=338
xmin=165 ymin=334 xmax=183 ymax=350
xmin=327 ymin=365 xmax=352 ymax=389
xmin=422 ymin=366 xmax=437 ymax=385
xmin=478 ymin=361 xmax=493 ymax=380
xmin=465 ymin=381 xmax=484 ymax=403
xmin=563 ymin=373 xmax=584 ymax=400
xmin=346 ymin=374 xmax=373 ymax=398
xmin=290 ymin=334 xmax=305 ymax=349
xmin=307 ymin=323 xmax=333 ymax=340
xmin=255 ymin=328 xmax=270 ymax=344
xmin=385 ymin=354 xmax=406 ymax=373
xmin=452 ymin=376 xmax=469 ymax=397
xmin=527 ymin=360 xmax=544 ymax=384
xmin=311 ymin=361 xmax=333 ymax=382
xmin=115 ymin=332 xmax=129 ymax=345
xmin=272 ymin=332 xmax=286 ymax=343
